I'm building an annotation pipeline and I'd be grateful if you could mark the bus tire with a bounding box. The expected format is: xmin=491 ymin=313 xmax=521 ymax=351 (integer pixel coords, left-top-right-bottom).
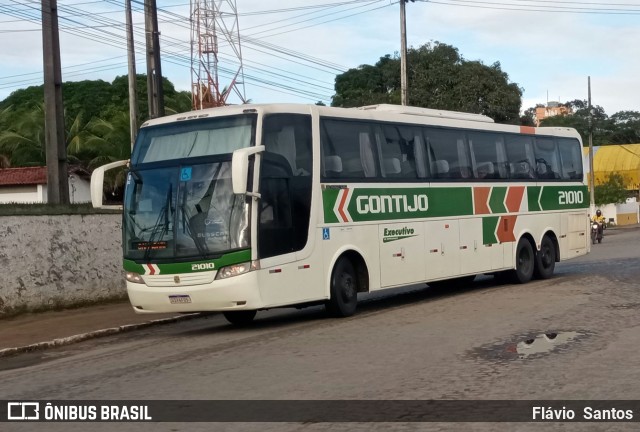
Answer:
xmin=511 ymin=237 xmax=534 ymax=284
xmin=223 ymin=310 xmax=256 ymax=326
xmin=326 ymin=257 xmax=358 ymax=317
xmin=533 ymin=235 xmax=556 ymax=280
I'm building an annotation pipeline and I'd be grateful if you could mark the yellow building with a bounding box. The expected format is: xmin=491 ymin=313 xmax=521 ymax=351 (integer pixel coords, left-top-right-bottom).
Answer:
xmin=582 ymin=144 xmax=640 ymax=225
xmin=582 ymin=144 xmax=640 ymax=191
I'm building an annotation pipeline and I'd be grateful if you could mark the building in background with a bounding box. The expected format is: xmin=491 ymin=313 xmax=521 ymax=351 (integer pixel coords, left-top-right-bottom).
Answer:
xmin=583 ymin=144 xmax=640 ymax=225
xmin=535 ymin=102 xmax=572 ymax=126
xmin=0 ymin=166 xmax=91 ymax=204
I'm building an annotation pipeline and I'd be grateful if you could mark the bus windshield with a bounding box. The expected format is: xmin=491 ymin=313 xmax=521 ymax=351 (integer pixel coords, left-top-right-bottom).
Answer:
xmin=124 ymin=114 xmax=255 ymax=262
xmin=131 ymin=114 xmax=255 ymax=164
xmin=123 ymin=159 xmax=250 ymax=262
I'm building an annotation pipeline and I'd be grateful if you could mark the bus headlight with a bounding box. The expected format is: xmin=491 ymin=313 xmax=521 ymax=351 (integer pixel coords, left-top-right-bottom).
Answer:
xmin=215 ymin=262 xmax=254 ymax=280
xmin=126 ymin=272 xmax=145 ymax=284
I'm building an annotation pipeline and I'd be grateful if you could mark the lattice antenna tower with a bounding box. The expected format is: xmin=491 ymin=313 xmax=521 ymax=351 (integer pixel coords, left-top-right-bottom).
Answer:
xmin=190 ymin=0 xmax=247 ymax=109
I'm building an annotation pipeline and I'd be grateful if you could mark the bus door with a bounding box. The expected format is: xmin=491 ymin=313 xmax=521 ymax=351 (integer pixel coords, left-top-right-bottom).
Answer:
xmin=424 ymin=220 xmax=460 ymax=280
xmin=379 ymin=222 xmax=425 ymax=287
xmin=256 ymin=114 xmax=317 ymax=307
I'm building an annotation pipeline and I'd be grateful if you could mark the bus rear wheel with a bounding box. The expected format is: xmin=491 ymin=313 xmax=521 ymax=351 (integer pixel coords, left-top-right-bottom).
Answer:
xmin=326 ymin=257 xmax=358 ymax=317
xmin=223 ymin=310 xmax=256 ymax=326
xmin=533 ymin=235 xmax=556 ymax=279
xmin=510 ymin=237 xmax=534 ymax=284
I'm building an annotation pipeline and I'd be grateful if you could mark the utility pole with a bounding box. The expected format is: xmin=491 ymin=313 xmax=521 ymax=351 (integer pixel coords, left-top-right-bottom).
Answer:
xmin=125 ymin=0 xmax=139 ymax=148
xmin=42 ymin=0 xmax=69 ymax=204
xmin=588 ymin=76 xmax=595 ymax=214
xmin=144 ymin=0 xmax=164 ymax=118
xmin=400 ymin=0 xmax=409 ymax=106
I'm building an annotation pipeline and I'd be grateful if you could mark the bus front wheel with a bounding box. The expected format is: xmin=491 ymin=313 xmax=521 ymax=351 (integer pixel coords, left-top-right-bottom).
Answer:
xmin=326 ymin=257 xmax=358 ymax=317
xmin=511 ymin=238 xmax=534 ymax=284
xmin=223 ymin=310 xmax=256 ymax=326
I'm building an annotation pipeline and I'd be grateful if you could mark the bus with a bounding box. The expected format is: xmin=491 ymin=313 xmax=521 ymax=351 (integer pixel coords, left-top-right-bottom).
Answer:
xmin=91 ymin=103 xmax=589 ymax=325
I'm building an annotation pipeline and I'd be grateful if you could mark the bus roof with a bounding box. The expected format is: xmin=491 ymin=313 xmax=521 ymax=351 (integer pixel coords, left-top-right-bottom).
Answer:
xmin=139 ymin=103 xmax=582 ymax=142
xmin=355 ymin=104 xmax=495 ymax=123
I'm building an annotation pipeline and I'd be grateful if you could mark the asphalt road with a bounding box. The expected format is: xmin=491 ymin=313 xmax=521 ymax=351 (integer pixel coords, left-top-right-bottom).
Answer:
xmin=2 ymin=227 xmax=640 ymax=432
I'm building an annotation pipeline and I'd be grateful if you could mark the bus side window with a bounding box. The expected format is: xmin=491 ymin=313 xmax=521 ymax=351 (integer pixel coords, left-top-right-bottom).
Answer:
xmin=505 ymin=135 xmax=536 ymax=180
xmin=557 ymin=138 xmax=583 ymax=180
xmin=321 ymin=119 xmax=381 ymax=180
xmin=379 ymin=124 xmax=422 ymax=179
xmin=468 ymin=131 xmax=506 ymax=180
xmin=424 ymin=127 xmax=467 ymax=180
xmin=534 ymin=137 xmax=561 ymax=180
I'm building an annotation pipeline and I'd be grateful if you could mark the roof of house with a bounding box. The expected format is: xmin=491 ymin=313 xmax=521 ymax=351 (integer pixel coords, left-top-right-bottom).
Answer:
xmin=0 ymin=166 xmax=91 ymax=186
xmin=0 ymin=167 xmax=47 ymax=186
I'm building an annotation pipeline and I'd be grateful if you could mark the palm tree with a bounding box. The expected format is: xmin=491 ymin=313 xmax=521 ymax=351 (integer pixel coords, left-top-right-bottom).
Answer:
xmin=0 ymin=104 xmax=46 ymax=166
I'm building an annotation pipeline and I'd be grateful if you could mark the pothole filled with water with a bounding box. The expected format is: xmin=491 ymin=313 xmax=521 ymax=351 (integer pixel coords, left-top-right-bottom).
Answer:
xmin=469 ymin=330 xmax=590 ymax=362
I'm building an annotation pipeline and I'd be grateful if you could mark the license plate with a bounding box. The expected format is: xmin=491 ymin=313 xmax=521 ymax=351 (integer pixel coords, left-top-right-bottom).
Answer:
xmin=169 ymin=295 xmax=192 ymax=304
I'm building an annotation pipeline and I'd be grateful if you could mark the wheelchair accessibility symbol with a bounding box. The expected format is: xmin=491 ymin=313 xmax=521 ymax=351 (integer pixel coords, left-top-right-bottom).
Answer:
xmin=180 ymin=167 xmax=192 ymax=181
xmin=322 ymin=228 xmax=330 ymax=240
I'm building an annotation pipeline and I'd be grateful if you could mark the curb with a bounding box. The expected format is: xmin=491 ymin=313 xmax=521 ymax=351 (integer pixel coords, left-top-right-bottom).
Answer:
xmin=0 ymin=313 xmax=203 ymax=359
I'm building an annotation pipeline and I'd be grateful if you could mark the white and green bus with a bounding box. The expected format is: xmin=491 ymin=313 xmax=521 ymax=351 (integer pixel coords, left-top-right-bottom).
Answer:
xmin=92 ymin=103 xmax=589 ymax=325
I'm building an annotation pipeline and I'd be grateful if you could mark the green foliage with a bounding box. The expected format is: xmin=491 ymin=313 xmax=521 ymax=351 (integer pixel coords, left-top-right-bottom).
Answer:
xmin=533 ymin=100 xmax=640 ymax=146
xmin=0 ymin=75 xmax=193 ymax=193
xmin=539 ymin=99 xmax=612 ymax=146
xmin=0 ymin=104 xmax=46 ymax=166
xmin=594 ymin=172 xmax=629 ymax=206
xmin=331 ymin=42 xmax=523 ymax=124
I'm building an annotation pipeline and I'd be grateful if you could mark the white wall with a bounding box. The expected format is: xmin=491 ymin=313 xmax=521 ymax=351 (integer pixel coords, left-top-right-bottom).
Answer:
xmin=0 ymin=185 xmax=39 ymax=203
xmin=596 ymin=202 xmax=639 ymax=225
xmin=69 ymin=175 xmax=91 ymax=203
xmin=0 ymin=176 xmax=90 ymax=204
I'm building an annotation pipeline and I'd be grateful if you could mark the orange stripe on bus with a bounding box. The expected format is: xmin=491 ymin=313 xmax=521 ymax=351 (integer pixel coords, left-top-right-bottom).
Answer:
xmin=505 ymin=186 xmax=525 ymax=213
xmin=520 ymin=126 xmax=536 ymax=134
xmin=473 ymin=187 xmax=491 ymax=215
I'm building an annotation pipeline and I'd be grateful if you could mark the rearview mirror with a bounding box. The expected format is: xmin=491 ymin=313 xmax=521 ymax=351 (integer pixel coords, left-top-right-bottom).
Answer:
xmin=91 ymin=159 xmax=129 ymax=209
xmin=232 ymin=145 xmax=264 ymax=195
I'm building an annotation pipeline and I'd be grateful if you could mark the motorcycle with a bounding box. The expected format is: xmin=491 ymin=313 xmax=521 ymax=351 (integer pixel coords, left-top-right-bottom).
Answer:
xmin=591 ymin=221 xmax=604 ymax=244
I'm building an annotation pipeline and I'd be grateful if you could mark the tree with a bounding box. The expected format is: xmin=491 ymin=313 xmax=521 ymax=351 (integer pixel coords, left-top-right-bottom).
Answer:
xmin=538 ymin=99 xmax=612 ymax=146
xmin=608 ymin=111 xmax=640 ymax=144
xmin=0 ymin=104 xmax=46 ymax=166
xmin=331 ymin=42 xmax=523 ymax=124
xmin=594 ymin=172 xmax=629 ymax=206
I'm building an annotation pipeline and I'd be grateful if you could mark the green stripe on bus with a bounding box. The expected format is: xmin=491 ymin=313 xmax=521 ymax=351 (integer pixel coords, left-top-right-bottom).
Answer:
xmin=322 ymin=185 xmax=587 ymax=223
xmin=322 ymin=188 xmax=340 ymax=224
xmin=482 ymin=216 xmax=499 ymax=245
xmin=488 ymin=187 xmax=507 ymax=214
xmin=346 ymin=187 xmax=473 ymax=222
xmin=527 ymin=186 xmax=542 ymax=212
xmin=123 ymin=249 xmax=251 ymax=275
xmin=537 ymin=185 xmax=589 ymax=210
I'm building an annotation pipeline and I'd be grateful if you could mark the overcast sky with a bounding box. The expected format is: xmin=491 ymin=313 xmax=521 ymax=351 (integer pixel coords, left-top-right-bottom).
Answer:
xmin=1 ymin=0 xmax=639 ymax=115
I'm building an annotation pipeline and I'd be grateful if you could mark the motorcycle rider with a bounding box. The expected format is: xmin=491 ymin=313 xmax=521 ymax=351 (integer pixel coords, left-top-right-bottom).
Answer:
xmin=592 ymin=209 xmax=606 ymax=224
xmin=591 ymin=209 xmax=606 ymax=237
